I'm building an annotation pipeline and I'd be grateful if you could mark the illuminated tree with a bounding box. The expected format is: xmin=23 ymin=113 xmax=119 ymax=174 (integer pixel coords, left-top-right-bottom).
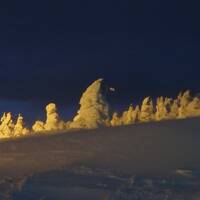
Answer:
xmin=124 ymin=105 xmax=134 ymax=124
xmin=121 ymin=109 xmax=128 ymax=125
xmin=121 ymin=105 xmax=140 ymax=125
xmin=140 ymin=97 xmax=154 ymax=122
xmin=155 ymin=97 xmax=168 ymax=121
xmin=178 ymin=90 xmax=191 ymax=118
xmin=0 ymin=112 xmax=15 ymax=138
xmin=164 ymin=97 xmax=173 ymax=113
xmin=44 ymin=103 xmax=65 ymax=131
xmin=169 ymin=99 xmax=179 ymax=118
xmin=32 ymin=120 xmax=45 ymax=132
xmin=111 ymin=112 xmax=122 ymax=126
xmin=70 ymin=79 xmax=110 ymax=129
xmin=32 ymin=103 xmax=65 ymax=132
xmin=133 ymin=105 xmax=140 ymax=123
xmin=14 ymin=114 xmax=29 ymax=136
xmin=185 ymin=97 xmax=200 ymax=117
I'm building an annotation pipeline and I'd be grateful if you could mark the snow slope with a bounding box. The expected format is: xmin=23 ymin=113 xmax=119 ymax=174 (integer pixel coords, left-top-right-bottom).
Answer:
xmin=0 ymin=117 xmax=199 ymax=178
xmin=0 ymin=118 xmax=200 ymax=199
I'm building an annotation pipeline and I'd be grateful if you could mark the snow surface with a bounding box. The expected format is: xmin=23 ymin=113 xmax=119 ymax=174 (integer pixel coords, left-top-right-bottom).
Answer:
xmin=0 ymin=117 xmax=200 ymax=199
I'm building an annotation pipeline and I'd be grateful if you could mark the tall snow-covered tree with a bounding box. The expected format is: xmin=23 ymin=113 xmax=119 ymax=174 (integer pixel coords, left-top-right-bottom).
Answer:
xmin=140 ymin=97 xmax=154 ymax=122
xmin=70 ymin=79 xmax=110 ymax=129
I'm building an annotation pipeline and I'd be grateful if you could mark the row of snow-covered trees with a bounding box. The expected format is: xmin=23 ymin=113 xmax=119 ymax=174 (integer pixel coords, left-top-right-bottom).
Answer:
xmin=0 ymin=113 xmax=29 ymax=138
xmin=0 ymin=79 xmax=200 ymax=139
xmin=111 ymin=90 xmax=200 ymax=126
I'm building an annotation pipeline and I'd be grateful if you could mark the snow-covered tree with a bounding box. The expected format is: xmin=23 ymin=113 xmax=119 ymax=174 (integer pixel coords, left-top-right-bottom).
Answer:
xmin=70 ymin=79 xmax=111 ymax=129
xmin=14 ymin=114 xmax=29 ymax=136
xmin=155 ymin=97 xmax=168 ymax=121
xmin=164 ymin=97 xmax=173 ymax=112
xmin=184 ymin=97 xmax=200 ymax=117
xmin=133 ymin=105 xmax=140 ymax=123
xmin=178 ymin=90 xmax=191 ymax=118
xmin=140 ymin=97 xmax=154 ymax=122
xmin=44 ymin=103 xmax=65 ymax=131
xmin=32 ymin=103 xmax=65 ymax=133
xmin=111 ymin=112 xmax=122 ymax=126
xmin=121 ymin=105 xmax=140 ymax=125
xmin=169 ymin=99 xmax=179 ymax=119
xmin=121 ymin=110 xmax=128 ymax=125
xmin=32 ymin=120 xmax=45 ymax=132
xmin=123 ymin=105 xmax=134 ymax=124
xmin=0 ymin=112 xmax=15 ymax=138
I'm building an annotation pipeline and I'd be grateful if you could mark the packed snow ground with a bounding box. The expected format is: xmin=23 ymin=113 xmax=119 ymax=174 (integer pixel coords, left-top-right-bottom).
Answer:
xmin=0 ymin=117 xmax=199 ymax=199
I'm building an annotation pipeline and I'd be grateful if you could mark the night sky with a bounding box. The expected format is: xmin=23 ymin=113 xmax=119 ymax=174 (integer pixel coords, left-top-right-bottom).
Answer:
xmin=0 ymin=0 xmax=200 ymax=110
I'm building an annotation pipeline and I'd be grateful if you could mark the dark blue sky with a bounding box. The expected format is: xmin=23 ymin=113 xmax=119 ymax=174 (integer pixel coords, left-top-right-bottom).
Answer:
xmin=0 ymin=0 xmax=200 ymax=105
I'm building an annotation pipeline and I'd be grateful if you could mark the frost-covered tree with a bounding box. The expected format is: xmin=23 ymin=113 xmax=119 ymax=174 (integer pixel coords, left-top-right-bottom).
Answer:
xmin=70 ymin=79 xmax=110 ymax=129
xmin=111 ymin=105 xmax=140 ymax=126
xmin=155 ymin=97 xmax=168 ymax=121
xmin=181 ymin=91 xmax=191 ymax=105
xmin=111 ymin=112 xmax=122 ymax=126
xmin=140 ymin=97 xmax=154 ymax=122
xmin=0 ymin=112 xmax=15 ymax=138
xmin=121 ymin=105 xmax=140 ymax=125
xmin=44 ymin=103 xmax=65 ymax=131
xmin=14 ymin=114 xmax=29 ymax=137
xmin=124 ymin=105 xmax=134 ymax=124
xmin=169 ymin=99 xmax=179 ymax=118
xmin=32 ymin=103 xmax=65 ymax=133
xmin=178 ymin=90 xmax=191 ymax=118
xmin=32 ymin=120 xmax=45 ymax=132
xmin=133 ymin=105 xmax=140 ymax=123
xmin=164 ymin=97 xmax=173 ymax=112
xmin=184 ymin=97 xmax=200 ymax=117
xmin=121 ymin=110 xmax=128 ymax=125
